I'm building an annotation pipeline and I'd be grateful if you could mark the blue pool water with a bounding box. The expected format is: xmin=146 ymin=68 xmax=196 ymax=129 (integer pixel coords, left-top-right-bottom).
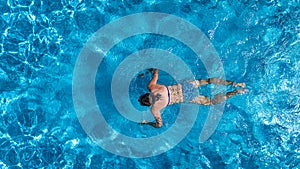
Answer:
xmin=1 ymin=0 xmax=299 ymax=168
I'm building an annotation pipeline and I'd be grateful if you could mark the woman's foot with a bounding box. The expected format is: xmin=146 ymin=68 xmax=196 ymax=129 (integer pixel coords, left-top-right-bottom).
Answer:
xmin=233 ymin=82 xmax=246 ymax=88
xmin=236 ymin=88 xmax=247 ymax=94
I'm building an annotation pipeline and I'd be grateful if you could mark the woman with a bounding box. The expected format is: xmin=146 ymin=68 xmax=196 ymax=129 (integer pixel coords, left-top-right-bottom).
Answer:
xmin=138 ymin=69 xmax=246 ymax=128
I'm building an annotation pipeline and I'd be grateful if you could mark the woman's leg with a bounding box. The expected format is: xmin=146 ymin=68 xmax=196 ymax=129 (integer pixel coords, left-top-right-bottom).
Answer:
xmin=188 ymin=78 xmax=245 ymax=88
xmin=211 ymin=89 xmax=246 ymax=104
xmin=190 ymin=89 xmax=246 ymax=105
xmin=188 ymin=79 xmax=209 ymax=88
xmin=190 ymin=95 xmax=212 ymax=105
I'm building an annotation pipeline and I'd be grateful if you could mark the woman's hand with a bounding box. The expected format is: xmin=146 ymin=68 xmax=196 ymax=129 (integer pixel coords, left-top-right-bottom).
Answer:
xmin=138 ymin=120 xmax=148 ymax=125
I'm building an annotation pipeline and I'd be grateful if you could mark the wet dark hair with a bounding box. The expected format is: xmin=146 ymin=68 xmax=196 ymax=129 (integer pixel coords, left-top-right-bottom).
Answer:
xmin=138 ymin=93 xmax=151 ymax=106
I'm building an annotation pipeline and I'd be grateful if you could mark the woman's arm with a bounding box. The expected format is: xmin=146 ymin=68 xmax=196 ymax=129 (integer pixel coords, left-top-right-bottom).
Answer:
xmin=147 ymin=69 xmax=158 ymax=91
xmin=141 ymin=106 xmax=163 ymax=128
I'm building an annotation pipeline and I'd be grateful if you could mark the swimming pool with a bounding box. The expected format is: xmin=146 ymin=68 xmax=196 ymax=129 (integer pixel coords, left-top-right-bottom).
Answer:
xmin=0 ymin=0 xmax=299 ymax=168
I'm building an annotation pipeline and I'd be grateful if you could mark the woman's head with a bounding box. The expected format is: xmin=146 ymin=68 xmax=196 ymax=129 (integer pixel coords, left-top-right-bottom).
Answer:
xmin=138 ymin=93 xmax=151 ymax=106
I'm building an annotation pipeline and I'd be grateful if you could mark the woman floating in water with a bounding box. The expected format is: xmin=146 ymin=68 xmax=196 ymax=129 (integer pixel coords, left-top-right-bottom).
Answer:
xmin=138 ymin=69 xmax=246 ymax=128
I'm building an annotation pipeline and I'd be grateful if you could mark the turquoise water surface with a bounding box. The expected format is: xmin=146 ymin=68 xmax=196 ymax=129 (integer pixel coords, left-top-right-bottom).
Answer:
xmin=0 ymin=0 xmax=299 ymax=168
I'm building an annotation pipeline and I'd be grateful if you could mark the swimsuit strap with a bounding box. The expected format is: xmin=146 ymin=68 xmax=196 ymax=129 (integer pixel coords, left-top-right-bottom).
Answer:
xmin=165 ymin=85 xmax=170 ymax=105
